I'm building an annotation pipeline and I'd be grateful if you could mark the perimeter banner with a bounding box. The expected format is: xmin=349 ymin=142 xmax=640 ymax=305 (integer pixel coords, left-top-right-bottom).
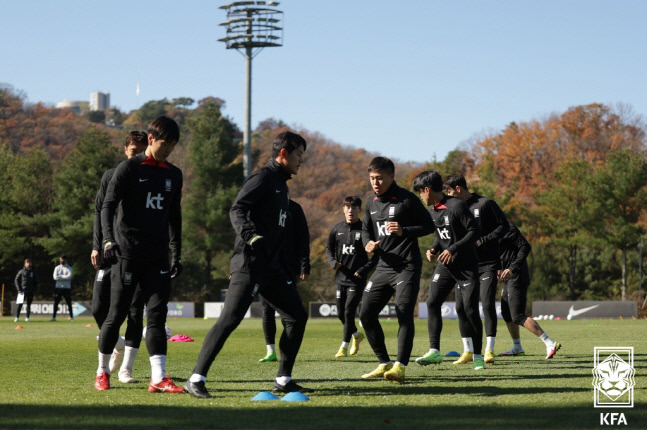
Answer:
xmin=531 ymin=301 xmax=636 ymax=320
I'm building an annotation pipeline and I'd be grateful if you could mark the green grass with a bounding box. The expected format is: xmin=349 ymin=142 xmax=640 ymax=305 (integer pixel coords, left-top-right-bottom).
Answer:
xmin=1 ymin=317 xmax=645 ymax=429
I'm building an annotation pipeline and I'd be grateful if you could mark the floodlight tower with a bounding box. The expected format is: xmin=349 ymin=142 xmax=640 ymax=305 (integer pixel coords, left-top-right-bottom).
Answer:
xmin=219 ymin=1 xmax=283 ymax=178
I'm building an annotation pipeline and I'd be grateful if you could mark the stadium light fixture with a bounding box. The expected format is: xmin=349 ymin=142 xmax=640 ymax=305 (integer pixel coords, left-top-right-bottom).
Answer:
xmin=219 ymin=1 xmax=283 ymax=178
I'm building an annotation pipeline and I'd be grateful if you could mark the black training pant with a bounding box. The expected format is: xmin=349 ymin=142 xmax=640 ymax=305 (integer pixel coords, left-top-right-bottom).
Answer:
xmin=52 ymin=288 xmax=73 ymax=319
xmin=500 ymin=277 xmax=529 ymax=326
xmin=92 ymin=264 xmax=144 ymax=348
xmin=426 ymin=264 xmax=483 ymax=354
xmin=16 ymin=292 xmax=34 ymax=318
xmin=479 ymin=270 xmax=499 ymax=337
xmin=193 ymin=270 xmax=308 ymax=378
xmin=98 ymin=257 xmax=171 ymax=356
xmin=336 ymin=284 xmax=363 ymax=343
xmin=261 ymin=297 xmax=277 ymax=345
xmin=359 ymin=268 xmax=420 ymax=366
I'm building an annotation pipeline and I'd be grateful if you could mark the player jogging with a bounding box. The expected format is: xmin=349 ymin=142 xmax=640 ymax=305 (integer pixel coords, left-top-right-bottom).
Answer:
xmin=95 ymin=116 xmax=184 ymax=393
xmin=325 ymin=196 xmax=377 ymax=358
xmin=412 ymin=170 xmax=485 ymax=370
xmin=443 ymin=174 xmax=509 ymax=364
xmin=359 ymin=157 xmax=433 ymax=383
xmin=91 ymin=131 xmax=147 ymax=383
xmin=184 ymin=131 xmax=310 ymax=399
xmin=497 ymin=221 xmax=561 ymax=359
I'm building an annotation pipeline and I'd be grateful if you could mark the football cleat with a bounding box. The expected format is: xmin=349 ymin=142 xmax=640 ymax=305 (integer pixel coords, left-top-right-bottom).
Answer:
xmin=109 ymin=349 xmax=124 ymax=374
xmin=184 ymin=380 xmax=212 ymax=399
xmin=546 ymin=342 xmax=561 ymax=360
xmin=473 ymin=356 xmax=485 ymax=370
xmin=349 ymin=333 xmax=364 ymax=355
xmin=361 ymin=363 xmax=393 ymax=379
xmin=384 ymin=363 xmax=406 ymax=383
xmin=118 ymin=369 xmax=136 ymax=383
xmin=259 ymin=352 xmax=277 ymax=362
xmin=49 ymin=318 xmax=56 ymax=322
xmin=148 ymin=376 xmax=184 ymax=393
xmin=415 ymin=351 xmax=443 ymax=366
xmin=335 ymin=346 xmax=348 ymax=358
xmin=484 ymin=349 xmax=495 ymax=364
xmin=452 ymin=351 xmax=474 ymax=365
xmin=25 ymin=318 xmax=30 ymax=322
xmin=94 ymin=372 xmax=110 ymax=390
xmin=272 ymin=380 xmax=314 ymax=393
xmin=498 ymin=348 xmax=525 ymax=357
xmin=14 ymin=318 xmax=18 ymax=322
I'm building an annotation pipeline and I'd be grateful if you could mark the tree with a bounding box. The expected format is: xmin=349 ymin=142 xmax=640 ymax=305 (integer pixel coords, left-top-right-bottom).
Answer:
xmin=86 ymin=110 xmax=106 ymax=124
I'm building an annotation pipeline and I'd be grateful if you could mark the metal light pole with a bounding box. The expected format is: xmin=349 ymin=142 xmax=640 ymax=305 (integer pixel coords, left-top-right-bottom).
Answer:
xmin=219 ymin=1 xmax=283 ymax=178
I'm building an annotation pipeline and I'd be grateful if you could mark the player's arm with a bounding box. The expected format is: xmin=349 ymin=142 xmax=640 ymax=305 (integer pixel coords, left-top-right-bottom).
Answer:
xmin=446 ymin=203 xmax=478 ymax=256
xmin=478 ymin=200 xmax=509 ymax=246
xmin=399 ymin=196 xmax=434 ymax=238
xmin=361 ymin=203 xmax=380 ymax=252
xmin=169 ymin=173 xmax=183 ymax=265
xmin=294 ymin=203 xmax=311 ymax=277
xmin=325 ymin=226 xmax=341 ymax=270
xmin=101 ymin=161 xmax=129 ymax=262
xmin=507 ymin=227 xmax=531 ymax=274
xmin=229 ymin=172 xmax=265 ymax=244
xmin=92 ymin=170 xmax=112 ymax=268
xmin=355 ymin=251 xmax=379 ymax=277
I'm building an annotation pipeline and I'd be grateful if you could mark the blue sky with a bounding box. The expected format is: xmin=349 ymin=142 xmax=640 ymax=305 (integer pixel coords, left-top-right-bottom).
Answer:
xmin=2 ymin=1 xmax=646 ymax=164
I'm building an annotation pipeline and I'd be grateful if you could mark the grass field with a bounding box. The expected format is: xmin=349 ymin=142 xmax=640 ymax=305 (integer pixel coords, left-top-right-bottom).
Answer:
xmin=0 ymin=316 xmax=645 ymax=429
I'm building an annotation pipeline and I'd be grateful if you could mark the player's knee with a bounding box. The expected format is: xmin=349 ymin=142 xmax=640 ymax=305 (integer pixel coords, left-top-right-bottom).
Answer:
xmin=513 ymin=314 xmax=527 ymax=326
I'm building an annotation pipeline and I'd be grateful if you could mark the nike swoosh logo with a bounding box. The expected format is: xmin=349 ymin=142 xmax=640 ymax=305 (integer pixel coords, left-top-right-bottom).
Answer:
xmin=462 ymin=283 xmax=470 ymax=287
xmin=275 ymin=189 xmax=281 ymax=193
xmin=139 ymin=178 xmax=149 ymax=182
xmin=567 ymin=304 xmax=599 ymax=318
xmin=160 ymin=270 xmax=169 ymax=275
xmin=337 ymin=233 xmax=344 ymax=235
xmin=370 ymin=211 xmax=377 ymax=214
xmin=481 ymin=277 xmax=490 ymax=281
xmin=396 ymin=281 xmax=405 ymax=285
xmin=287 ymin=281 xmax=293 ymax=285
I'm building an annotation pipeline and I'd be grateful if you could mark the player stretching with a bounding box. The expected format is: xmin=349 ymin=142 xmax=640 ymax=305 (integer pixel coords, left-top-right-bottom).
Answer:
xmin=497 ymin=221 xmax=561 ymax=359
xmin=325 ymin=196 xmax=377 ymax=358
xmin=91 ymin=131 xmax=147 ymax=383
xmin=95 ymin=116 xmax=184 ymax=393
xmin=360 ymin=157 xmax=433 ymax=383
xmin=412 ymin=170 xmax=485 ymax=370
xmin=443 ymin=174 xmax=509 ymax=363
xmin=185 ymin=131 xmax=310 ymax=399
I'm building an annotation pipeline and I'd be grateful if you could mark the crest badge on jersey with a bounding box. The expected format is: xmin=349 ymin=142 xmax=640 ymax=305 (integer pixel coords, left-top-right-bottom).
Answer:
xmin=444 ymin=215 xmax=450 ymax=226
xmin=355 ymin=232 xmax=361 ymax=240
xmin=124 ymin=272 xmax=133 ymax=285
xmin=165 ymin=179 xmax=172 ymax=192
xmin=474 ymin=208 xmax=480 ymax=218
xmin=389 ymin=206 xmax=395 ymax=218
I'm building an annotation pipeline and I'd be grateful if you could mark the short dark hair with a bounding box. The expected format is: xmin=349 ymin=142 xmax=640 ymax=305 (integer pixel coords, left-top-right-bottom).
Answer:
xmin=60 ymin=255 xmax=67 ymax=260
xmin=126 ymin=131 xmax=147 ymax=146
xmin=443 ymin=174 xmax=468 ymax=191
xmin=367 ymin=156 xmax=395 ymax=175
xmin=343 ymin=196 xmax=362 ymax=208
xmin=148 ymin=116 xmax=180 ymax=144
xmin=272 ymin=131 xmax=307 ymax=158
xmin=412 ymin=170 xmax=444 ymax=193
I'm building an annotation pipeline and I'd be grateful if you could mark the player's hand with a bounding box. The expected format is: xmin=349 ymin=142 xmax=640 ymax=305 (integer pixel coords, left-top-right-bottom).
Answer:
xmin=386 ymin=222 xmax=402 ymax=236
xmin=365 ymin=240 xmax=381 ymax=253
xmin=426 ymin=248 xmax=437 ymax=262
xmin=334 ymin=262 xmax=342 ymax=271
xmin=438 ymin=249 xmax=452 ymax=265
xmin=300 ymin=273 xmax=309 ymax=281
xmin=353 ymin=271 xmax=362 ymax=278
xmin=170 ymin=261 xmax=183 ymax=279
xmin=91 ymin=249 xmax=101 ymax=270
xmin=103 ymin=241 xmax=121 ymax=265
xmin=499 ymin=268 xmax=512 ymax=281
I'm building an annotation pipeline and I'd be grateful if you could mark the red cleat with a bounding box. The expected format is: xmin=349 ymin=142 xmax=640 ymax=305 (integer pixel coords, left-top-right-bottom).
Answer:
xmin=148 ymin=376 xmax=184 ymax=393
xmin=95 ymin=372 xmax=110 ymax=390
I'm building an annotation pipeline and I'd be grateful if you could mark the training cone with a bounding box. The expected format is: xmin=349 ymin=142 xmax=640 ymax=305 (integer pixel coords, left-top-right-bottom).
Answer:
xmin=86 ymin=324 xmax=93 ymax=327
xmin=446 ymin=351 xmax=460 ymax=357
xmin=252 ymin=391 xmax=280 ymax=401
xmin=281 ymin=391 xmax=310 ymax=402
xmin=15 ymin=325 xmax=23 ymax=330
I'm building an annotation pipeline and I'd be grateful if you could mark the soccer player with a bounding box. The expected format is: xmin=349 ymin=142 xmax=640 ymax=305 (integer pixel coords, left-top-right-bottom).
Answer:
xmin=51 ymin=255 xmax=73 ymax=321
xmin=325 ymin=196 xmax=376 ymax=358
xmin=497 ymin=221 xmax=561 ymax=359
xmin=91 ymin=131 xmax=147 ymax=383
xmin=359 ymin=157 xmax=433 ymax=383
xmin=184 ymin=131 xmax=310 ymax=399
xmin=259 ymin=198 xmax=311 ymax=363
xmin=95 ymin=116 xmax=184 ymax=393
xmin=412 ymin=170 xmax=485 ymax=370
xmin=443 ymin=174 xmax=509 ymax=363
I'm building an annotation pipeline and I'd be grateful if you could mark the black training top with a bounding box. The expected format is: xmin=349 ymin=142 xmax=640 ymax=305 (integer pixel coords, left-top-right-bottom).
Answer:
xmin=280 ymin=199 xmax=311 ymax=281
xmin=101 ymin=153 xmax=183 ymax=263
xmin=92 ymin=168 xmax=115 ymax=252
xmin=430 ymin=194 xmax=479 ymax=270
xmin=499 ymin=221 xmax=531 ymax=285
xmin=229 ymin=159 xmax=291 ymax=275
xmin=362 ymin=182 xmax=433 ymax=271
xmin=465 ymin=193 xmax=509 ymax=271
xmin=326 ymin=219 xmax=377 ymax=286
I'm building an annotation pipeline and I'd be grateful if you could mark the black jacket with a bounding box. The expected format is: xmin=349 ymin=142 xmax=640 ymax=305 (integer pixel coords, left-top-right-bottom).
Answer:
xmin=499 ymin=221 xmax=531 ymax=286
xmin=362 ymin=182 xmax=433 ymax=271
xmin=465 ymin=193 xmax=509 ymax=271
xmin=430 ymin=194 xmax=479 ymax=270
xmin=101 ymin=153 xmax=183 ymax=263
xmin=326 ymin=219 xmax=377 ymax=286
xmin=15 ymin=267 xmax=38 ymax=293
xmin=229 ymin=160 xmax=291 ymax=275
